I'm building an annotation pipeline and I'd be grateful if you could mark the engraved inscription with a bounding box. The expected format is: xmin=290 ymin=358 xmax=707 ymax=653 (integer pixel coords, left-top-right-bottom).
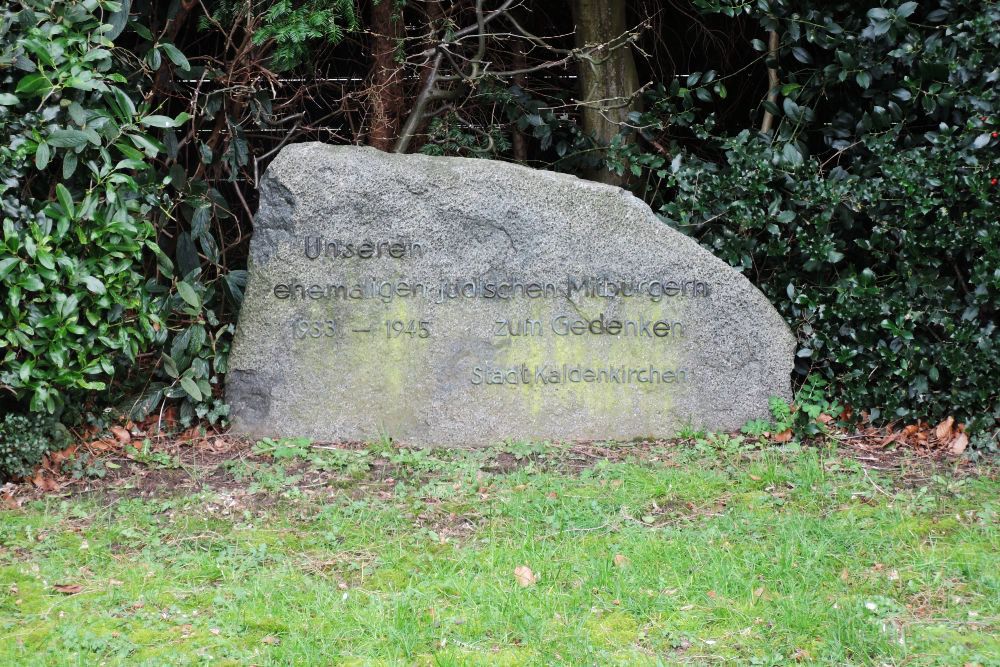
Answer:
xmin=304 ymin=237 xmax=424 ymax=259
xmin=291 ymin=319 xmax=339 ymax=339
xmin=386 ymin=319 xmax=431 ymax=339
xmin=492 ymin=314 xmax=685 ymax=338
xmin=279 ymin=237 xmax=711 ymax=388
xmin=471 ymin=363 xmax=689 ymax=385
xmin=270 ymin=275 xmax=711 ymax=303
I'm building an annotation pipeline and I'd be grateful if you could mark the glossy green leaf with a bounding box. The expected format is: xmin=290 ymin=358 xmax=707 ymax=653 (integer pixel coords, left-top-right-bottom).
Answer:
xmin=160 ymin=42 xmax=190 ymax=71
xmin=176 ymin=281 xmax=201 ymax=308
xmin=35 ymin=141 xmax=50 ymax=170
xmin=16 ymin=72 xmax=50 ymax=94
xmin=162 ymin=353 xmax=179 ymax=379
xmin=47 ymin=129 xmax=90 ymax=148
xmin=140 ymin=114 xmax=179 ymax=128
xmin=180 ymin=375 xmax=202 ymax=402
xmin=55 ymin=183 xmax=74 ymax=217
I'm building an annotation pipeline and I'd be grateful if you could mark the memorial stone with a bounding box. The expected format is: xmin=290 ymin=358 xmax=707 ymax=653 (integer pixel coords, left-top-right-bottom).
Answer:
xmin=227 ymin=143 xmax=795 ymax=444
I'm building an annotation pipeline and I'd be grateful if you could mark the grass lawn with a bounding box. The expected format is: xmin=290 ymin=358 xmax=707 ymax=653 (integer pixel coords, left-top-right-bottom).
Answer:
xmin=0 ymin=435 xmax=998 ymax=665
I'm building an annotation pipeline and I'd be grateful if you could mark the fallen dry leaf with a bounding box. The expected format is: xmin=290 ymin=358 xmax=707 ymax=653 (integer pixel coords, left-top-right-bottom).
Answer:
xmin=902 ymin=424 xmax=919 ymax=438
xmin=612 ymin=554 xmax=629 ymax=568
xmin=262 ymin=636 xmax=281 ymax=645
xmin=749 ymin=474 xmax=762 ymax=481
xmin=31 ymin=474 xmax=58 ymax=492
xmin=110 ymin=426 xmax=131 ymax=444
xmin=514 ymin=565 xmax=536 ymax=587
xmin=707 ymin=590 xmax=717 ymax=599
xmin=52 ymin=584 xmax=82 ymax=595
xmin=47 ymin=446 xmax=77 ymax=467
xmin=934 ymin=416 xmax=955 ymax=442
xmin=89 ymin=439 xmax=115 ymax=452
xmin=949 ymin=432 xmax=969 ymax=456
xmin=774 ymin=429 xmax=793 ymax=443
xmin=880 ymin=433 xmax=900 ymax=448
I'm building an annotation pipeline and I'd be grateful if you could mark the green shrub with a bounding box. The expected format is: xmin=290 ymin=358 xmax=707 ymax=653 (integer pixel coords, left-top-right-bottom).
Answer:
xmin=617 ymin=0 xmax=1000 ymax=436
xmin=0 ymin=412 xmax=71 ymax=480
xmin=0 ymin=0 xmax=187 ymax=413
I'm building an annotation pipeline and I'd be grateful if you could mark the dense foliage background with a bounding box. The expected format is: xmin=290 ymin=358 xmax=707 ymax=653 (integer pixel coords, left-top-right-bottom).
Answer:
xmin=1 ymin=0 xmax=998 ymax=476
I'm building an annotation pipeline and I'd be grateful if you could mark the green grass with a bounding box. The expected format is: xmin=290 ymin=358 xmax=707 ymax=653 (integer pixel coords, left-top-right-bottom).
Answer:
xmin=1 ymin=438 xmax=998 ymax=665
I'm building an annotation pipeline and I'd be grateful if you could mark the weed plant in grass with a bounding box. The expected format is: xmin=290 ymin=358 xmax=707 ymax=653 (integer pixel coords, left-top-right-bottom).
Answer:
xmin=0 ymin=439 xmax=997 ymax=665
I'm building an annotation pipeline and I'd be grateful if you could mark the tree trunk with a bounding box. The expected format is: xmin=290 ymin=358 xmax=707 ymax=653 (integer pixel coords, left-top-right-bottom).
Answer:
xmin=571 ymin=0 xmax=641 ymax=185
xmin=512 ymin=47 xmax=528 ymax=162
xmin=367 ymin=0 xmax=406 ymax=151
xmin=760 ymin=30 xmax=780 ymax=134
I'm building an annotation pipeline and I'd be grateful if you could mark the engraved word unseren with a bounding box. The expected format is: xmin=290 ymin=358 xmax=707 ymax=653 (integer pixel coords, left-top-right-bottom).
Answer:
xmin=304 ymin=237 xmax=424 ymax=260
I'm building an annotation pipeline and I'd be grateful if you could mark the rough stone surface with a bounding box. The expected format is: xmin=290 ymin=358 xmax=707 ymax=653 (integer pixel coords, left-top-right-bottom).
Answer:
xmin=227 ymin=143 xmax=795 ymax=444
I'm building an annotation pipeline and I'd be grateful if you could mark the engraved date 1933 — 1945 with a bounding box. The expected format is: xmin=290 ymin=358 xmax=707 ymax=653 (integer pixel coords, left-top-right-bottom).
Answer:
xmin=291 ymin=319 xmax=431 ymax=339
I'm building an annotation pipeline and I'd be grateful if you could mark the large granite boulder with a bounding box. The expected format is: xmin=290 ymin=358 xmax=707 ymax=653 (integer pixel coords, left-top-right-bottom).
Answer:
xmin=227 ymin=143 xmax=795 ymax=444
